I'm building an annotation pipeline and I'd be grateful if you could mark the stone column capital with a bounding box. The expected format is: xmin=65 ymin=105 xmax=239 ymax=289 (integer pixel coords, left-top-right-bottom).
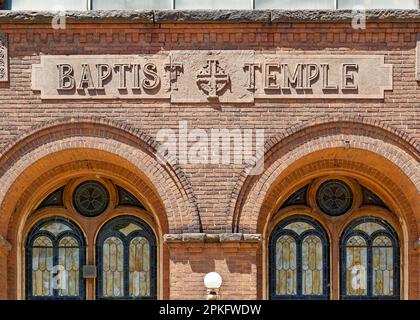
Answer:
xmin=415 ymin=238 xmax=420 ymax=252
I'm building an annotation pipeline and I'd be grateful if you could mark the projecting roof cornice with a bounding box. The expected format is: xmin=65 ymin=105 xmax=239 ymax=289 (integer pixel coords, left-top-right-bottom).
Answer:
xmin=0 ymin=9 xmax=419 ymax=24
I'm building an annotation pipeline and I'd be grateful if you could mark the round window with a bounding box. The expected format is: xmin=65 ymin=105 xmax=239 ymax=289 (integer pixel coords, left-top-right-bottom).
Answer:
xmin=316 ymin=180 xmax=353 ymax=216
xmin=73 ymin=181 xmax=109 ymax=217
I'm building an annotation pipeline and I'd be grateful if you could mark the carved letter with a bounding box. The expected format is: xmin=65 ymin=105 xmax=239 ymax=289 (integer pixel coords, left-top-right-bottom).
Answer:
xmin=283 ymin=64 xmax=304 ymax=90
xmin=143 ymin=63 xmax=160 ymax=90
xmin=321 ymin=63 xmax=338 ymax=90
xmin=78 ymin=64 xmax=95 ymax=89
xmin=244 ymin=63 xmax=261 ymax=91
xmin=305 ymin=64 xmax=319 ymax=89
xmin=264 ymin=63 xmax=280 ymax=90
xmin=57 ymin=64 xmax=75 ymax=90
xmin=114 ymin=63 xmax=131 ymax=90
xmin=165 ymin=63 xmax=183 ymax=91
xmin=342 ymin=63 xmax=359 ymax=90
xmin=132 ymin=63 xmax=141 ymax=90
xmin=96 ymin=64 xmax=111 ymax=89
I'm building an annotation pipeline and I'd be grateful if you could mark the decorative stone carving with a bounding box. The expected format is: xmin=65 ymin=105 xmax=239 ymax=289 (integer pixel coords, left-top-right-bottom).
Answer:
xmin=196 ymin=59 xmax=230 ymax=100
xmin=0 ymin=32 xmax=8 ymax=82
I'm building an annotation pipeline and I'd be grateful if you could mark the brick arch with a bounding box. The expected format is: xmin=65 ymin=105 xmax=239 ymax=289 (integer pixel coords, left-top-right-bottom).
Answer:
xmin=228 ymin=116 xmax=419 ymax=233
xmin=0 ymin=117 xmax=201 ymax=235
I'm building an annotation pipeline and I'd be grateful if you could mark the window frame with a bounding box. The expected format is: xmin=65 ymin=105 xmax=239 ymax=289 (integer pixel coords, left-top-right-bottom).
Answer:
xmin=96 ymin=215 xmax=157 ymax=300
xmin=269 ymin=215 xmax=330 ymax=300
xmin=25 ymin=217 xmax=86 ymax=300
xmin=340 ymin=216 xmax=400 ymax=300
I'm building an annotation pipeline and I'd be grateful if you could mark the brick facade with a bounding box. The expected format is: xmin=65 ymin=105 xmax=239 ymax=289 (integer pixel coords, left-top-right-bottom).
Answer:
xmin=0 ymin=10 xmax=418 ymax=300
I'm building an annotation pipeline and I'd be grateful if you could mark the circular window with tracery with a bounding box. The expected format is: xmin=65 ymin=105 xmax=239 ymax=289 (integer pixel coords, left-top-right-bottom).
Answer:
xmin=316 ymin=180 xmax=353 ymax=216
xmin=73 ymin=181 xmax=110 ymax=217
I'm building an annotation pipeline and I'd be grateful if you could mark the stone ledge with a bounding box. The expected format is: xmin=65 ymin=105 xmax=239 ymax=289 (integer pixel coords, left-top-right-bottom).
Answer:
xmin=164 ymin=233 xmax=262 ymax=243
xmin=0 ymin=9 xmax=419 ymax=24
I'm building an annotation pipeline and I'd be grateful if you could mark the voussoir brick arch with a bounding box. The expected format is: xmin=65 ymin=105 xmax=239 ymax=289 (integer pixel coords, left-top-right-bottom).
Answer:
xmin=229 ymin=115 xmax=420 ymax=234
xmin=0 ymin=116 xmax=201 ymax=235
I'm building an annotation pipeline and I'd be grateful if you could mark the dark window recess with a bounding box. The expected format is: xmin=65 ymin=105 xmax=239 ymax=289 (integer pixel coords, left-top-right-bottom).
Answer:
xmin=117 ymin=186 xmax=145 ymax=209
xmin=279 ymin=185 xmax=308 ymax=209
xmin=362 ymin=186 xmax=388 ymax=208
xmin=38 ymin=187 xmax=64 ymax=209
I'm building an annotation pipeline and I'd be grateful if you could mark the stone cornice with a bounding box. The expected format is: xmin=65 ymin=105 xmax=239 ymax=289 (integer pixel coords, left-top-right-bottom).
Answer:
xmin=0 ymin=9 xmax=419 ymax=24
xmin=164 ymin=233 xmax=262 ymax=243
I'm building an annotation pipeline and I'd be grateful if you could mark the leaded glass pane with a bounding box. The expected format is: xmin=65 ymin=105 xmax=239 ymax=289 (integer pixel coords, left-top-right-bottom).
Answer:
xmin=354 ymin=222 xmax=385 ymax=236
xmin=372 ymin=235 xmax=394 ymax=296
xmin=345 ymin=246 xmax=367 ymax=296
xmin=32 ymin=236 xmax=54 ymax=297
xmin=302 ymin=235 xmax=323 ymax=295
xmin=129 ymin=237 xmax=150 ymax=297
xmin=284 ymin=222 xmax=314 ymax=235
xmin=102 ymin=237 xmax=124 ymax=297
xmin=118 ymin=223 xmax=142 ymax=236
xmin=40 ymin=222 xmax=71 ymax=237
xmin=275 ymin=235 xmax=297 ymax=295
xmin=58 ymin=237 xmax=80 ymax=297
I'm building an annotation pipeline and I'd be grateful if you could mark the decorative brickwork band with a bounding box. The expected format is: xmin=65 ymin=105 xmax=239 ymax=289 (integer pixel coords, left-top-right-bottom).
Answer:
xmin=0 ymin=32 xmax=8 ymax=82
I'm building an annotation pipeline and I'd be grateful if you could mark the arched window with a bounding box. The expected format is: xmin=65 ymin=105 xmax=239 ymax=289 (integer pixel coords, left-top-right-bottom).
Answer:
xmin=26 ymin=217 xmax=85 ymax=300
xmin=340 ymin=217 xmax=400 ymax=300
xmin=96 ymin=216 xmax=157 ymax=299
xmin=269 ymin=215 xmax=330 ymax=299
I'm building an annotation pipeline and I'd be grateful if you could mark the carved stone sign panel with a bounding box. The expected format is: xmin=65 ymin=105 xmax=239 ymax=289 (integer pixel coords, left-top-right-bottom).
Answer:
xmin=416 ymin=33 xmax=420 ymax=81
xmin=32 ymin=51 xmax=393 ymax=102
xmin=0 ymin=32 xmax=8 ymax=82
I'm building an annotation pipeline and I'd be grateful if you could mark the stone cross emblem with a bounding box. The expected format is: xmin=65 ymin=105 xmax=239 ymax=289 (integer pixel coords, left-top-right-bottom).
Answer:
xmin=196 ymin=59 xmax=230 ymax=100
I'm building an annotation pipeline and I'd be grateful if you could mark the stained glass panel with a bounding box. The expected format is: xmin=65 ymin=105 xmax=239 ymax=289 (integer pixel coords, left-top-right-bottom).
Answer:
xmin=341 ymin=217 xmax=399 ymax=300
xmin=32 ymin=236 xmax=54 ymax=297
xmin=302 ymin=235 xmax=323 ymax=295
xmin=354 ymin=222 xmax=385 ymax=236
xmin=27 ymin=218 xmax=85 ymax=300
xmin=270 ymin=216 xmax=328 ymax=299
xmin=275 ymin=235 xmax=297 ymax=295
xmin=102 ymin=237 xmax=124 ymax=297
xmin=40 ymin=222 xmax=71 ymax=236
xmin=58 ymin=237 xmax=80 ymax=297
xmin=284 ymin=222 xmax=314 ymax=235
xmin=129 ymin=237 xmax=150 ymax=297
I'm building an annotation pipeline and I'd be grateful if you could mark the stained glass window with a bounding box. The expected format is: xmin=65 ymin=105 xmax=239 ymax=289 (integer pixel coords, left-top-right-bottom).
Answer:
xmin=26 ymin=217 xmax=85 ymax=300
xmin=270 ymin=216 xmax=329 ymax=299
xmin=96 ymin=216 xmax=156 ymax=299
xmin=340 ymin=217 xmax=400 ymax=299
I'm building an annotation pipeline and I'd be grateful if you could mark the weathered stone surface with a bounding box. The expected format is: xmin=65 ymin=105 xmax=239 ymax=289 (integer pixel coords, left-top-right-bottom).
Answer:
xmin=271 ymin=9 xmax=420 ymax=23
xmin=182 ymin=233 xmax=206 ymax=242
xmin=154 ymin=10 xmax=270 ymax=23
xmin=243 ymin=234 xmax=262 ymax=242
xmin=163 ymin=234 xmax=183 ymax=242
xmin=0 ymin=10 xmax=419 ymax=24
xmin=219 ymin=233 xmax=243 ymax=242
xmin=0 ymin=10 xmax=154 ymax=23
xmin=204 ymin=234 xmax=220 ymax=242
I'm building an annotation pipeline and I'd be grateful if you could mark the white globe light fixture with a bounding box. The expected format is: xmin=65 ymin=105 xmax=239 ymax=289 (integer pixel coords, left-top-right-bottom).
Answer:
xmin=204 ymin=272 xmax=222 ymax=300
